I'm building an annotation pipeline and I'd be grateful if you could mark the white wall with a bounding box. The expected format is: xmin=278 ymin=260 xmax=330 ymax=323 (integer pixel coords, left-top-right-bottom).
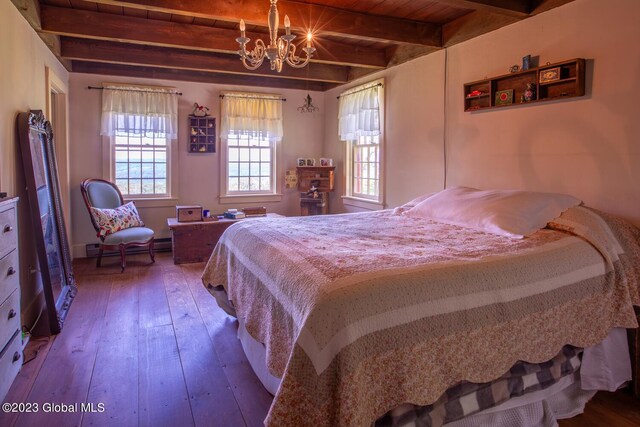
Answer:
xmin=445 ymin=0 xmax=640 ymax=225
xmin=324 ymin=0 xmax=640 ymax=226
xmin=324 ymin=52 xmax=446 ymax=212
xmin=68 ymin=74 xmax=325 ymax=256
xmin=0 ymin=0 xmax=69 ymax=329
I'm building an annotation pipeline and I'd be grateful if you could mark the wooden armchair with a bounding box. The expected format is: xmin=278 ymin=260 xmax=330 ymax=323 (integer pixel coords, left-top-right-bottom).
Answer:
xmin=80 ymin=178 xmax=155 ymax=271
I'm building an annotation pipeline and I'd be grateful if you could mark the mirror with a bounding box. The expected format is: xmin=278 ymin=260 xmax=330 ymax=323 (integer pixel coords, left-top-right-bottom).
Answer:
xmin=18 ymin=110 xmax=77 ymax=334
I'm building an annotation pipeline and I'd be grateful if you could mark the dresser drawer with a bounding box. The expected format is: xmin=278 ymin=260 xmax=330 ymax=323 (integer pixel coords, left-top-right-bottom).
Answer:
xmin=0 ymin=330 xmax=22 ymax=403
xmin=0 ymin=289 xmax=20 ymax=351
xmin=0 ymin=250 xmax=19 ymax=306
xmin=0 ymin=206 xmax=17 ymax=260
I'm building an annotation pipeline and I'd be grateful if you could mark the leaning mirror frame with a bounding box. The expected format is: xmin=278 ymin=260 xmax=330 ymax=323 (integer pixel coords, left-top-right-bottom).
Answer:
xmin=18 ymin=110 xmax=77 ymax=334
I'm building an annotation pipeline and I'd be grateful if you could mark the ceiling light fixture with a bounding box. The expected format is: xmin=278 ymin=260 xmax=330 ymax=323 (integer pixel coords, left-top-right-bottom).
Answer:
xmin=236 ymin=0 xmax=316 ymax=72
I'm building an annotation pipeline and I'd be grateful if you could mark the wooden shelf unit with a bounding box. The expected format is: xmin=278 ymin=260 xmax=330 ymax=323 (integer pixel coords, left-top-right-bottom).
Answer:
xmin=296 ymin=166 xmax=335 ymax=193
xmin=188 ymin=115 xmax=216 ymax=153
xmin=464 ymin=58 xmax=585 ymax=112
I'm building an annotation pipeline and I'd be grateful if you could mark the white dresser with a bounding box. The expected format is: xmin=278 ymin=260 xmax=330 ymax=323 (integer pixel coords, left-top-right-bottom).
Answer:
xmin=0 ymin=197 xmax=21 ymax=402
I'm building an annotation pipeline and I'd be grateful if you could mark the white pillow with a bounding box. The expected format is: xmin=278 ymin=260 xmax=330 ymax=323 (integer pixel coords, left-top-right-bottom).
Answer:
xmin=405 ymin=187 xmax=581 ymax=238
xmin=393 ymin=192 xmax=435 ymax=214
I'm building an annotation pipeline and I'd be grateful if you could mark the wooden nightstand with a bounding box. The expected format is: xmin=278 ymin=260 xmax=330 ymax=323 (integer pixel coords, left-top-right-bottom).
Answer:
xmin=167 ymin=213 xmax=283 ymax=264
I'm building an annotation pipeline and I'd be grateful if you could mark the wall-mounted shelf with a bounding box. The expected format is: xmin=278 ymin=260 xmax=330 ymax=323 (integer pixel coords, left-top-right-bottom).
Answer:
xmin=188 ymin=115 xmax=216 ymax=153
xmin=464 ymin=58 xmax=585 ymax=112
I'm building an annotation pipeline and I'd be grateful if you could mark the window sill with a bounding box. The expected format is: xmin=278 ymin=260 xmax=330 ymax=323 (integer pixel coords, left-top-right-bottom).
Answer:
xmin=124 ymin=197 xmax=179 ymax=208
xmin=219 ymin=194 xmax=283 ymax=205
xmin=342 ymin=196 xmax=385 ymax=210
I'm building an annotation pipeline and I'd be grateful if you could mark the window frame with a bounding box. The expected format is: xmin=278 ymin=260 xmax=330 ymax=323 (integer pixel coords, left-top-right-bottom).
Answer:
xmin=219 ymin=92 xmax=283 ymax=204
xmin=341 ymin=79 xmax=385 ymax=210
xmin=102 ymin=134 xmax=179 ymax=208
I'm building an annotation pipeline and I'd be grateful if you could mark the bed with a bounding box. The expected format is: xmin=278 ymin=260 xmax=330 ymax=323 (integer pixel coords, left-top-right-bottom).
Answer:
xmin=202 ymin=188 xmax=640 ymax=426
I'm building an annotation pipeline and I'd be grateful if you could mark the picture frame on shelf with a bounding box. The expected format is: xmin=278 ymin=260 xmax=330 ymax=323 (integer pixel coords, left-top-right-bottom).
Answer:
xmin=495 ymin=89 xmax=514 ymax=106
xmin=320 ymin=158 xmax=333 ymax=167
xmin=306 ymin=158 xmax=316 ymax=166
xmin=539 ymin=67 xmax=561 ymax=83
xmin=297 ymin=158 xmax=306 ymax=167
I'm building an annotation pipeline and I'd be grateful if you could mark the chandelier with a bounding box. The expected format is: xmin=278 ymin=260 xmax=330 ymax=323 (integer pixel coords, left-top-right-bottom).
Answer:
xmin=236 ymin=0 xmax=316 ymax=72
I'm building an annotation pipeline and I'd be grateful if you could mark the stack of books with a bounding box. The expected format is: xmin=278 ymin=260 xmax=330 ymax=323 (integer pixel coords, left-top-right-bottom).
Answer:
xmin=242 ymin=206 xmax=267 ymax=217
xmin=224 ymin=209 xmax=246 ymax=219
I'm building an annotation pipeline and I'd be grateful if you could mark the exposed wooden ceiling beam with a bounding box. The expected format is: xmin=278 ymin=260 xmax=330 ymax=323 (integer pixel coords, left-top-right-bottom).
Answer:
xmin=89 ymin=0 xmax=442 ymax=46
xmin=529 ymin=0 xmax=576 ymax=15
xmin=60 ymin=38 xmax=351 ymax=83
xmin=442 ymin=10 xmax=520 ymax=47
xmin=71 ymin=61 xmax=335 ymax=91
xmin=40 ymin=6 xmax=387 ymax=69
xmin=432 ymin=0 xmax=531 ymax=17
xmin=10 ymin=0 xmax=72 ymax=70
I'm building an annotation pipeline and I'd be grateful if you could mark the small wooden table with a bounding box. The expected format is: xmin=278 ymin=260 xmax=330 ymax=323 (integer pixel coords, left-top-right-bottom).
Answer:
xmin=167 ymin=214 xmax=282 ymax=264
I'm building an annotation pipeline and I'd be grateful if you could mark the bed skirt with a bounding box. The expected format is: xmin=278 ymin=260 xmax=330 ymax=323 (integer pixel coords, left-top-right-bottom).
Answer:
xmin=236 ymin=315 xmax=630 ymax=427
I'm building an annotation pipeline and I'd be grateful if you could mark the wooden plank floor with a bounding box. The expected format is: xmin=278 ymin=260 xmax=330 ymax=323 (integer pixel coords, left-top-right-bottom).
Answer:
xmin=1 ymin=252 xmax=639 ymax=427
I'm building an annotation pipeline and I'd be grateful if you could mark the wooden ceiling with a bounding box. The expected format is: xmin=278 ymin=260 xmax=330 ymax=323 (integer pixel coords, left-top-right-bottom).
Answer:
xmin=13 ymin=0 xmax=575 ymax=91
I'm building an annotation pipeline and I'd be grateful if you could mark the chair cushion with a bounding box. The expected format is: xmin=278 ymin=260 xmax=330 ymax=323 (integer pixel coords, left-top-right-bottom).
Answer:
xmin=85 ymin=180 xmax=122 ymax=209
xmin=90 ymin=202 xmax=145 ymax=238
xmin=103 ymin=227 xmax=154 ymax=245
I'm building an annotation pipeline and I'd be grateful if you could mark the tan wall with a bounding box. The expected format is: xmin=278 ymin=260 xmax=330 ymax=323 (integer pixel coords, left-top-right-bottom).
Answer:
xmin=68 ymin=73 xmax=326 ymax=256
xmin=324 ymin=0 xmax=640 ymax=225
xmin=445 ymin=0 xmax=640 ymax=225
xmin=0 ymin=1 xmax=69 ymax=330
xmin=323 ymin=52 xmax=447 ymax=212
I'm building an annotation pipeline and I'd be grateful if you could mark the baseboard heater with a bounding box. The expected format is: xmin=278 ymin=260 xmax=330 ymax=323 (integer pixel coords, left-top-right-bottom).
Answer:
xmin=85 ymin=237 xmax=172 ymax=258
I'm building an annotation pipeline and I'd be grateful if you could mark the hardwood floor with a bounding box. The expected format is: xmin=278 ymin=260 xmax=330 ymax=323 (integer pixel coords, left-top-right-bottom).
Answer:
xmin=1 ymin=252 xmax=639 ymax=427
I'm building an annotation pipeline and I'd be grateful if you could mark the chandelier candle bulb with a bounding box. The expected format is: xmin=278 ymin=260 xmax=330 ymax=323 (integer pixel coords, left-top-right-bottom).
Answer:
xmin=240 ymin=19 xmax=246 ymax=36
xmin=284 ymin=15 xmax=291 ymax=35
xmin=307 ymin=32 xmax=312 ymax=48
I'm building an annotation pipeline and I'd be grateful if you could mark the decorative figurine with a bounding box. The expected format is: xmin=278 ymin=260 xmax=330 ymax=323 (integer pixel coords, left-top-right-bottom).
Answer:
xmin=191 ymin=103 xmax=210 ymax=117
xmin=523 ymin=83 xmax=536 ymax=102
xmin=509 ymin=64 xmax=520 ymax=73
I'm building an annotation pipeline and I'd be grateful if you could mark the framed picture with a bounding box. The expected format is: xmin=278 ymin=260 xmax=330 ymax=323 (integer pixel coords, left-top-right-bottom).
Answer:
xmin=320 ymin=158 xmax=333 ymax=167
xmin=539 ymin=67 xmax=560 ymax=83
xmin=297 ymin=158 xmax=306 ymax=167
xmin=306 ymin=158 xmax=316 ymax=166
xmin=495 ymin=89 xmax=514 ymax=106
xmin=522 ymin=55 xmax=531 ymax=70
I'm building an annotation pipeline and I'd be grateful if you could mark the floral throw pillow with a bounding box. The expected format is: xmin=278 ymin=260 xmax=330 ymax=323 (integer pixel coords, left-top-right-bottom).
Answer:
xmin=90 ymin=202 xmax=144 ymax=238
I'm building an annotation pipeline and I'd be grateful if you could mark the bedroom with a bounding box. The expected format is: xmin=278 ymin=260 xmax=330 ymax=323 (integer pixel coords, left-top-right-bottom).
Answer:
xmin=0 ymin=0 xmax=639 ymax=425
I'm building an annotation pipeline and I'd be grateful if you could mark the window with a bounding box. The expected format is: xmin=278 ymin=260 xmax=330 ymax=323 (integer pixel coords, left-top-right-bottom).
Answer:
xmin=349 ymin=135 xmax=380 ymax=200
xmin=226 ymin=132 xmax=273 ymax=193
xmin=339 ymin=81 xmax=384 ymax=207
xmin=100 ymin=83 xmax=179 ymax=201
xmin=220 ymin=92 xmax=283 ymax=203
xmin=113 ymin=131 xmax=168 ymax=196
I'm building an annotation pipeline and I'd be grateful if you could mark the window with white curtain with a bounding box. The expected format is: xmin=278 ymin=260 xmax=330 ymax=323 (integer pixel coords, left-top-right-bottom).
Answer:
xmin=219 ymin=92 xmax=283 ymax=202
xmin=338 ymin=80 xmax=384 ymax=207
xmin=100 ymin=84 xmax=179 ymax=198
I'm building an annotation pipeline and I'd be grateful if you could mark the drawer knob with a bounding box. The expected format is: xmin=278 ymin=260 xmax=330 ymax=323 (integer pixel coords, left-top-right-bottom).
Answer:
xmin=3 ymin=225 xmax=12 ymax=233
xmin=12 ymin=352 xmax=20 ymax=363
xmin=8 ymin=309 xmax=17 ymax=320
xmin=7 ymin=267 xmax=16 ymax=276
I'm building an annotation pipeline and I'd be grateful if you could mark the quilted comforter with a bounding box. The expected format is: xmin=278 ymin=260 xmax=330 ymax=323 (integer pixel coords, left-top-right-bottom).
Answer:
xmin=202 ymin=206 xmax=640 ymax=426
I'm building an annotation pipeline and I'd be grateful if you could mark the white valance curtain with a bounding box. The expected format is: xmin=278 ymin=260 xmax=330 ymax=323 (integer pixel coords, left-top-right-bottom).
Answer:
xmin=338 ymin=82 xmax=381 ymax=141
xmin=220 ymin=93 xmax=284 ymax=141
xmin=100 ymin=84 xmax=179 ymax=138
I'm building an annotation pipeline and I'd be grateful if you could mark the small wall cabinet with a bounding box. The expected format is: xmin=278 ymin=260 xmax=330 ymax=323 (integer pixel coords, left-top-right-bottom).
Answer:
xmin=188 ymin=115 xmax=216 ymax=153
xmin=296 ymin=166 xmax=335 ymax=193
xmin=464 ymin=58 xmax=585 ymax=112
